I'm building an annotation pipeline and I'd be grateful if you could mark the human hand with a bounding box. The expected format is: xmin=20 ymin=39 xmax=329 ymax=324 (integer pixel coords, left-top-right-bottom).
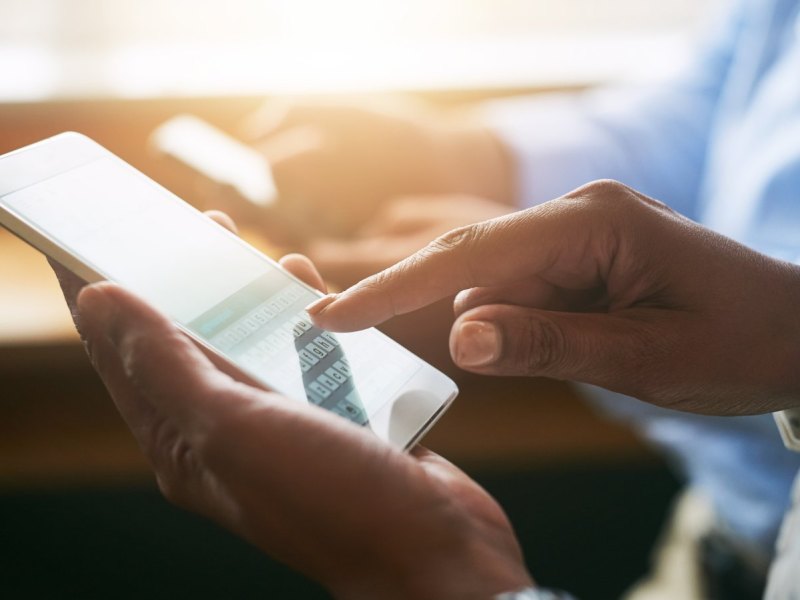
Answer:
xmin=309 ymin=181 xmax=800 ymax=416
xmin=302 ymin=194 xmax=511 ymax=373
xmin=49 ymin=212 xmax=532 ymax=600
xmin=241 ymin=96 xmax=514 ymax=236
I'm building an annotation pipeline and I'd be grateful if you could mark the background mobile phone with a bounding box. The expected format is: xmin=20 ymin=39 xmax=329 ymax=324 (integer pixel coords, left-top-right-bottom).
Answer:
xmin=150 ymin=114 xmax=309 ymax=245
xmin=0 ymin=132 xmax=457 ymax=449
xmin=151 ymin=114 xmax=277 ymax=209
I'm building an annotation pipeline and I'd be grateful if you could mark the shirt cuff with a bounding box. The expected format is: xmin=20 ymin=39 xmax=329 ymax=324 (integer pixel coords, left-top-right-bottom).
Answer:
xmin=494 ymin=586 xmax=578 ymax=600
xmin=774 ymin=408 xmax=800 ymax=452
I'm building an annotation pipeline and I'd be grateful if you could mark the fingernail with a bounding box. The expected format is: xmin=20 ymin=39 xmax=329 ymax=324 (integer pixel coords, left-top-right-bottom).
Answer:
xmin=454 ymin=321 xmax=500 ymax=367
xmin=306 ymin=293 xmax=337 ymax=316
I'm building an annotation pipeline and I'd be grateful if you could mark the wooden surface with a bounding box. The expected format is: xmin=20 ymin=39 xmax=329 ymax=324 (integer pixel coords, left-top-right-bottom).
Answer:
xmin=0 ymin=231 xmax=77 ymax=346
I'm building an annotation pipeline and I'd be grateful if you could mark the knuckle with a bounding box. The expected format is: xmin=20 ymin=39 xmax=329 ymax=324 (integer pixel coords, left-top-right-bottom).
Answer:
xmin=566 ymin=179 xmax=634 ymax=210
xmin=423 ymin=224 xmax=485 ymax=288
xmin=569 ymin=179 xmax=675 ymax=220
xmin=367 ymin=266 xmax=396 ymax=290
xmin=429 ymin=224 xmax=481 ymax=255
xmin=586 ymin=178 xmax=630 ymax=197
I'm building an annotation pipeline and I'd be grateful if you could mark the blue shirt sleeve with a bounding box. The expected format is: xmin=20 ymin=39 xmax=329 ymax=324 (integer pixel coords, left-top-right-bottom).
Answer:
xmin=483 ymin=0 xmax=747 ymax=220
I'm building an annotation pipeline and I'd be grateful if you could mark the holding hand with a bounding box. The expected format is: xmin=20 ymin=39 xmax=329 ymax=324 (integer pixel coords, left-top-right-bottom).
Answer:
xmin=50 ymin=212 xmax=532 ymax=600
xmin=310 ymin=180 xmax=800 ymax=416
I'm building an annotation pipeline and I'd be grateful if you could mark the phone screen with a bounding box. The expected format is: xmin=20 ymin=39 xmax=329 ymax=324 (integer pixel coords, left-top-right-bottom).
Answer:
xmin=0 ymin=154 xmax=425 ymax=427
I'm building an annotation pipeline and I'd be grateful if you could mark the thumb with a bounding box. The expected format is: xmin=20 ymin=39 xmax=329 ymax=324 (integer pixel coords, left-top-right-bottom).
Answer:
xmin=449 ymin=304 xmax=664 ymax=390
xmin=77 ymin=282 xmax=239 ymax=426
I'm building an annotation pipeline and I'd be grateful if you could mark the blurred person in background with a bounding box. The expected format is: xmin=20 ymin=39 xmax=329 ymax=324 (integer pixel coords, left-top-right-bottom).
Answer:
xmin=224 ymin=0 xmax=800 ymax=597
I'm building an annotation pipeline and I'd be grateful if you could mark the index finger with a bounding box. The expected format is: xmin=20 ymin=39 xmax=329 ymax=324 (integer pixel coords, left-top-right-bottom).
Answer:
xmin=307 ymin=199 xmax=597 ymax=331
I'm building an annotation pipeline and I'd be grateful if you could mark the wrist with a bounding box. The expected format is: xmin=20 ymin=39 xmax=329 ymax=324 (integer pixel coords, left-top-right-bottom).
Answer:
xmin=400 ymin=535 xmax=533 ymax=600
xmin=333 ymin=556 xmax=532 ymax=600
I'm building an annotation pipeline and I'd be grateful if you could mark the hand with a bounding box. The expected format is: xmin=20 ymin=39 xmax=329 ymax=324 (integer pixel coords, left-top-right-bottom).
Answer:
xmin=309 ymin=180 xmax=800 ymax=416
xmin=305 ymin=194 xmax=513 ymax=287
xmin=242 ymin=96 xmax=514 ymax=236
xmin=304 ymin=194 xmax=512 ymax=372
xmin=49 ymin=211 xmax=532 ymax=600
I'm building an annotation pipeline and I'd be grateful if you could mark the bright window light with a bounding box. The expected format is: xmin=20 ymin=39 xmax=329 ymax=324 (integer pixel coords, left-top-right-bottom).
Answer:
xmin=0 ymin=0 xmax=713 ymax=100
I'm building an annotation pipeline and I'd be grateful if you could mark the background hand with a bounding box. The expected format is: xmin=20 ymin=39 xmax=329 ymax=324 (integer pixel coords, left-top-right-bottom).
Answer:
xmin=241 ymin=96 xmax=514 ymax=237
xmin=310 ymin=181 xmax=800 ymax=415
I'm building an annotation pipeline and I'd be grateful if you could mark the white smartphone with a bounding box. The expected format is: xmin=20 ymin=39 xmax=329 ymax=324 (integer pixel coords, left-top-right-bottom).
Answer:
xmin=0 ymin=132 xmax=457 ymax=449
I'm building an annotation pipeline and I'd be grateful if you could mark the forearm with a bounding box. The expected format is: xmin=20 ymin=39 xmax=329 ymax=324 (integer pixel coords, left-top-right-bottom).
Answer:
xmin=329 ymin=546 xmax=533 ymax=600
xmin=324 ymin=500 xmax=534 ymax=600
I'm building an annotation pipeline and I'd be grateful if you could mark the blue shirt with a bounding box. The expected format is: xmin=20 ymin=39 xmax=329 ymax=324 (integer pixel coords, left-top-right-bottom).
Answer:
xmin=486 ymin=0 xmax=800 ymax=560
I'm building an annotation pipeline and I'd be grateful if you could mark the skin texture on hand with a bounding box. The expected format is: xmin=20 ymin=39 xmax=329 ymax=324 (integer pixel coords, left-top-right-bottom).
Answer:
xmin=49 ymin=211 xmax=533 ymax=600
xmin=240 ymin=96 xmax=515 ymax=237
xmin=309 ymin=180 xmax=800 ymax=416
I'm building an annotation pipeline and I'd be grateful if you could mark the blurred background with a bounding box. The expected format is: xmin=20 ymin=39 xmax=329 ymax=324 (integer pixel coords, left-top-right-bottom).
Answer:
xmin=1 ymin=1 xmax=711 ymax=598
xmin=3 ymin=0 xmax=707 ymax=98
